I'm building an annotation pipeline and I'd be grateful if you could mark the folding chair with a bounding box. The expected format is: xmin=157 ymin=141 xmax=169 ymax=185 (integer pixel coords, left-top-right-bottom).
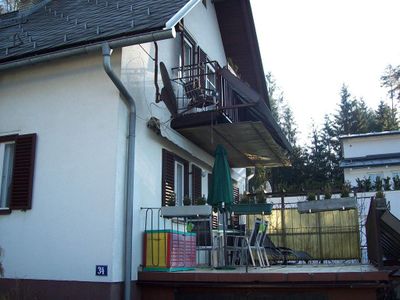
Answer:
xmin=227 ymin=218 xmax=265 ymax=267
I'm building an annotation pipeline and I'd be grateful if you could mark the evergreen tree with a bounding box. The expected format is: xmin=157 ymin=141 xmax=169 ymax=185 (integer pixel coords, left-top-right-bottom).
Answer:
xmin=381 ymin=64 xmax=400 ymax=102
xmin=320 ymin=115 xmax=342 ymax=187
xmin=334 ymin=84 xmax=355 ymax=135
xmin=375 ymin=100 xmax=399 ymax=131
xmin=281 ymin=104 xmax=298 ymax=146
xmin=351 ymin=98 xmax=373 ymax=133
xmin=266 ymin=72 xmax=283 ymax=123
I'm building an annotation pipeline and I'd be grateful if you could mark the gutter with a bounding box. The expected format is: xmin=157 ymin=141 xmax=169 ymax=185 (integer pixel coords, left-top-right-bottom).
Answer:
xmin=100 ymin=30 xmax=175 ymax=300
xmin=0 ymin=28 xmax=176 ymax=72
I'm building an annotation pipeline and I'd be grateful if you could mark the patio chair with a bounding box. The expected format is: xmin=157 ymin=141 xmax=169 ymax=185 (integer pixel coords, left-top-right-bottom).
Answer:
xmin=184 ymin=79 xmax=215 ymax=109
xmin=226 ymin=218 xmax=266 ymax=267
xmin=263 ymin=235 xmax=312 ymax=264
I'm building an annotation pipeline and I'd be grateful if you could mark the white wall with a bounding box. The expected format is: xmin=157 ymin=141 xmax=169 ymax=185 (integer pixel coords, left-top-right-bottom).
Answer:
xmin=184 ymin=0 xmax=227 ymax=65
xmin=0 ymin=52 xmax=128 ymax=283
xmin=119 ymin=2 xmax=230 ymax=278
xmin=342 ymin=134 xmax=400 ymax=158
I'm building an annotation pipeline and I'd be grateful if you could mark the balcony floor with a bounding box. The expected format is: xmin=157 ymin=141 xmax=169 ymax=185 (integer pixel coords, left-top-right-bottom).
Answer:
xmin=138 ymin=262 xmax=388 ymax=284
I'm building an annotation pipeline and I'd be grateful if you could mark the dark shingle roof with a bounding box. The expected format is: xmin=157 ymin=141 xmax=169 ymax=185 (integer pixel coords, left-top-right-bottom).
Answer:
xmin=339 ymin=152 xmax=400 ymax=169
xmin=0 ymin=0 xmax=190 ymax=64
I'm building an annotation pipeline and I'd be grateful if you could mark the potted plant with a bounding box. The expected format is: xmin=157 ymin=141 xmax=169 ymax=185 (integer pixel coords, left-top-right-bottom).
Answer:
xmin=195 ymin=195 xmax=206 ymax=205
xmin=160 ymin=194 xmax=212 ymax=218
xmin=341 ymin=182 xmax=351 ymax=198
xmin=364 ymin=177 xmax=372 ymax=192
xmin=374 ymin=176 xmax=383 ymax=192
xmin=374 ymin=190 xmax=387 ymax=208
xmin=324 ymin=184 xmax=332 ymax=200
xmin=356 ymin=178 xmax=365 ymax=192
xmin=383 ymin=177 xmax=391 ymax=191
xmin=297 ymin=183 xmax=356 ymax=214
xmin=306 ymin=192 xmax=316 ymax=201
xmin=183 ymin=195 xmax=192 ymax=206
xmin=393 ymin=175 xmax=400 ymax=190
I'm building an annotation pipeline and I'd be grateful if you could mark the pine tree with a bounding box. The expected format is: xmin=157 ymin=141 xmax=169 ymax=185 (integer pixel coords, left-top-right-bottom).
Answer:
xmin=320 ymin=115 xmax=341 ymax=187
xmin=334 ymin=84 xmax=355 ymax=135
xmin=381 ymin=64 xmax=400 ymax=102
xmin=281 ymin=104 xmax=298 ymax=146
xmin=266 ymin=72 xmax=283 ymax=123
xmin=375 ymin=100 xmax=399 ymax=131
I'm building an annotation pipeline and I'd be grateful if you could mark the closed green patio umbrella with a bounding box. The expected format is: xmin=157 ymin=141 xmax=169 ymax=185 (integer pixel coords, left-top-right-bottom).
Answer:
xmin=207 ymin=144 xmax=233 ymax=268
xmin=207 ymin=144 xmax=233 ymax=210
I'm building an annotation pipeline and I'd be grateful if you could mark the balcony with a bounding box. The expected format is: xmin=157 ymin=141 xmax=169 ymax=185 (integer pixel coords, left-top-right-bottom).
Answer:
xmin=161 ymin=61 xmax=291 ymax=168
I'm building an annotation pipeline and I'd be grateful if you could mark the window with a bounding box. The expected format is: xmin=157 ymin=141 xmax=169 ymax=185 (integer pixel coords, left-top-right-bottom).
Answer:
xmin=0 ymin=142 xmax=15 ymax=208
xmin=183 ymin=38 xmax=193 ymax=67
xmin=181 ymin=37 xmax=194 ymax=82
xmin=162 ymin=149 xmax=189 ymax=206
xmin=175 ymin=161 xmax=184 ymax=206
xmin=0 ymin=134 xmax=36 ymax=214
xmin=368 ymin=172 xmax=384 ymax=182
xmin=205 ymin=63 xmax=216 ymax=94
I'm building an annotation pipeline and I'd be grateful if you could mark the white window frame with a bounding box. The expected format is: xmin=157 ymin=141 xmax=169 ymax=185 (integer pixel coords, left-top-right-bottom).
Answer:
xmin=174 ymin=161 xmax=185 ymax=206
xmin=0 ymin=141 xmax=15 ymax=209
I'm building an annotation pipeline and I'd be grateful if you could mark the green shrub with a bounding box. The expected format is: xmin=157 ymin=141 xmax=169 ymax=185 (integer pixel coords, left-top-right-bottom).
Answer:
xmin=393 ymin=175 xmax=400 ymax=190
xmin=307 ymin=192 xmax=316 ymax=201
xmin=341 ymin=182 xmax=351 ymax=198
xmin=383 ymin=177 xmax=391 ymax=191
xmin=374 ymin=176 xmax=383 ymax=191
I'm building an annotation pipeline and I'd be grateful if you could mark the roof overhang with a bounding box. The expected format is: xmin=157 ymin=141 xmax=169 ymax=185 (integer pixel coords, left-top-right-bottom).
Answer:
xmin=214 ymin=0 xmax=270 ymax=107
xmin=175 ymin=121 xmax=291 ymax=168
xmin=340 ymin=156 xmax=400 ymax=169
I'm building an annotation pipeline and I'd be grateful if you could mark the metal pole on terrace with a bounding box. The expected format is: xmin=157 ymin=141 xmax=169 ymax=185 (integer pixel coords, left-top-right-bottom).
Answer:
xmin=280 ymin=192 xmax=287 ymax=248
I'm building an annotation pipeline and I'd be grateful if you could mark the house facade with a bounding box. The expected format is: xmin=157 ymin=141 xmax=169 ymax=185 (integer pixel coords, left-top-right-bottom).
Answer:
xmin=340 ymin=131 xmax=400 ymax=187
xmin=340 ymin=131 xmax=400 ymax=219
xmin=0 ymin=0 xmax=291 ymax=299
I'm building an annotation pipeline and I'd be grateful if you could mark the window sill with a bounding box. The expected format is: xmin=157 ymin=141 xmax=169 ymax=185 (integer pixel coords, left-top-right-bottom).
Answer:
xmin=0 ymin=208 xmax=11 ymax=215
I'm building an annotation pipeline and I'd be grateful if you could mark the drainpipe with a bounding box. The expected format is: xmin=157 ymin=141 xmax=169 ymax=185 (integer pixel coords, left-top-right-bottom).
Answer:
xmin=101 ymin=29 xmax=175 ymax=300
xmin=102 ymin=43 xmax=137 ymax=300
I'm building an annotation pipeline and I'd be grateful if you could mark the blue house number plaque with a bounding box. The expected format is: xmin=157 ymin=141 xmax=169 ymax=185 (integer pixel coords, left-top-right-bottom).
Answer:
xmin=96 ymin=265 xmax=108 ymax=276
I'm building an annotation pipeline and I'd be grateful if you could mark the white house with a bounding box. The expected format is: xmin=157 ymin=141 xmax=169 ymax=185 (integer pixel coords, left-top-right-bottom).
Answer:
xmin=340 ymin=131 xmax=400 ymax=219
xmin=340 ymin=131 xmax=400 ymax=186
xmin=0 ymin=0 xmax=291 ymax=299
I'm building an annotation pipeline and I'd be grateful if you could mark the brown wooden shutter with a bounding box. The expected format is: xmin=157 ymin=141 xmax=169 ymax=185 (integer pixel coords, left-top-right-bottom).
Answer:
xmin=10 ymin=133 xmax=37 ymax=210
xmin=161 ymin=149 xmax=175 ymax=206
xmin=198 ymin=46 xmax=207 ymax=88
xmin=192 ymin=165 xmax=202 ymax=201
xmin=208 ymin=173 xmax=218 ymax=229
xmin=231 ymin=186 xmax=240 ymax=229
xmin=183 ymin=159 xmax=189 ymax=198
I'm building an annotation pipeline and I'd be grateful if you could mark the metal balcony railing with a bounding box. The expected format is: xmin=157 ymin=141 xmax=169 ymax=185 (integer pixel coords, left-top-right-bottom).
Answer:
xmin=171 ymin=61 xmax=245 ymax=123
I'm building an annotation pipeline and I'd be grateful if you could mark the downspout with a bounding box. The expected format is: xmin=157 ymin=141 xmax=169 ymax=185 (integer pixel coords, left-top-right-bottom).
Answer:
xmin=101 ymin=28 xmax=175 ymax=300
xmin=102 ymin=43 xmax=136 ymax=300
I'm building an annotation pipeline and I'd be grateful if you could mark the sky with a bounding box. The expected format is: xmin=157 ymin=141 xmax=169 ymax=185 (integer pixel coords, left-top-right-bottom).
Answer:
xmin=251 ymin=0 xmax=400 ymax=143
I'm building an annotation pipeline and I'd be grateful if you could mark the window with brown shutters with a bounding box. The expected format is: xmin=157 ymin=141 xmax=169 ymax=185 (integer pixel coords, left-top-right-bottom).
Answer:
xmin=0 ymin=133 xmax=37 ymax=213
xmin=191 ymin=164 xmax=202 ymax=202
xmin=161 ymin=149 xmax=189 ymax=206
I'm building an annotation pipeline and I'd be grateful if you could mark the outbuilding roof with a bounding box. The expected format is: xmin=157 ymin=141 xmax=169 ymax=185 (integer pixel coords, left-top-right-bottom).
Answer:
xmin=339 ymin=130 xmax=400 ymax=141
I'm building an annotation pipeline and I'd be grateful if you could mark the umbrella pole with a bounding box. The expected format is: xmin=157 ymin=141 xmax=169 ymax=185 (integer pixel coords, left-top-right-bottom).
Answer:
xmin=222 ymin=209 xmax=227 ymax=266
